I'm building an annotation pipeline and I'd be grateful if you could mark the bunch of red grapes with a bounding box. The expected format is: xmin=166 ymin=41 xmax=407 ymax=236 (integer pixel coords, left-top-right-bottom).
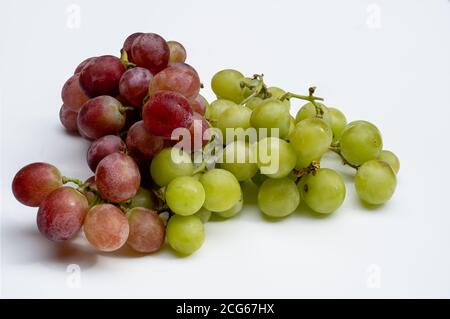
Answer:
xmin=12 ymin=32 xmax=209 ymax=254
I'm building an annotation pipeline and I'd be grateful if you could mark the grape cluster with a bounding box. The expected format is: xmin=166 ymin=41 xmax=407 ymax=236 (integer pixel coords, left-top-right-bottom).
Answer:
xmin=12 ymin=32 xmax=400 ymax=257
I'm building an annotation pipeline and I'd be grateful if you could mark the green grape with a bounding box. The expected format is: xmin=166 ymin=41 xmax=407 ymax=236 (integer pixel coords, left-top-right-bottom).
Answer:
xmin=355 ymin=160 xmax=397 ymax=205
xmin=130 ymin=187 xmax=157 ymax=210
xmin=251 ymin=170 xmax=268 ymax=186
xmin=256 ymin=137 xmax=296 ymax=178
xmin=166 ymin=215 xmax=204 ymax=255
xmin=258 ymin=178 xmax=300 ymax=218
xmin=295 ymin=102 xmax=331 ymax=125
xmin=241 ymin=77 xmax=259 ymax=98
xmin=340 ymin=121 xmax=382 ymax=166
xmin=289 ymin=118 xmax=332 ymax=168
xmin=328 ymin=107 xmax=347 ymax=142
xmin=199 ymin=168 xmax=241 ymax=212
xmin=220 ymin=141 xmax=258 ymax=181
xmin=165 ymin=176 xmax=205 ymax=216
xmin=211 ymin=69 xmax=245 ymax=103
xmin=378 ymin=150 xmax=400 ymax=174
xmin=205 ymin=99 xmax=236 ymax=122
xmin=287 ymin=115 xmax=295 ymax=139
xmin=216 ymin=105 xmax=252 ymax=138
xmin=298 ymin=168 xmax=346 ymax=214
xmin=150 ymin=147 xmax=194 ymax=186
xmin=194 ymin=208 xmax=211 ymax=223
xmin=267 ymin=87 xmax=290 ymax=109
xmin=250 ymin=99 xmax=291 ymax=139
xmin=215 ymin=194 xmax=243 ymax=218
xmin=245 ymin=96 xmax=264 ymax=110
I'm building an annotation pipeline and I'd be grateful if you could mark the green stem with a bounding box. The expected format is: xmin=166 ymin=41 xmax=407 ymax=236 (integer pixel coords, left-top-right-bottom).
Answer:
xmin=119 ymin=105 xmax=135 ymax=114
xmin=329 ymin=147 xmax=360 ymax=170
xmin=120 ymin=49 xmax=136 ymax=69
xmin=62 ymin=176 xmax=85 ymax=188
xmin=192 ymin=161 xmax=207 ymax=175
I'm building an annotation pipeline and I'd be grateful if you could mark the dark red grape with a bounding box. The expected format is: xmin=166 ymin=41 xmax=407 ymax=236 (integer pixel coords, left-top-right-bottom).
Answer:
xmin=95 ymin=152 xmax=140 ymax=203
xmin=168 ymin=62 xmax=199 ymax=76
xmin=59 ymin=104 xmax=78 ymax=132
xmin=77 ymin=96 xmax=126 ymax=140
xmin=126 ymin=207 xmax=165 ymax=253
xmin=190 ymin=94 xmax=208 ymax=115
xmin=122 ymin=32 xmax=143 ymax=62
xmin=61 ymin=73 xmax=89 ymax=111
xmin=37 ymin=186 xmax=88 ymax=242
xmin=79 ymin=55 xmax=125 ymax=97
xmin=125 ymin=121 xmax=164 ymax=160
xmin=167 ymin=40 xmax=187 ymax=63
xmin=142 ymin=91 xmax=193 ymax=139
xmin=119 ymin=67 xmax=153 ymax=108
xmin=174 ymin=112 xmax=210 ymax=152
xmin=86 ymin=135 xmax=126 ymax=172
xmin=131 ymin=33 xmax=169 ymax=74
xmin=74 ymin=57 xmax=96 ymax=74
xmin=12 ymin=162 xmax=63 ymax=207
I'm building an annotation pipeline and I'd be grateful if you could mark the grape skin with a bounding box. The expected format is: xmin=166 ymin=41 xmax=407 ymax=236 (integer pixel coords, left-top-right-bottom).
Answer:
xmin=250 ymin=99 xmax=291 ymax=139
xmin=194 ymin=208 xmax=211 ymax=223
xmin=256 ymin=137 xmax=297 ymax=179
xmin=167 ymin=40 xmax=187 ymax=63
xmin=215 ymin=194 xmax=243 ymax=218
xmin=131 ymin=33 xmax=170 ymax=74
xmin=166 ymin=215 xmax=204 ymax=255
xmin=74 ymin=57 xmax=96 ymax=74
xmin=211 ymin=69 xmax=245 ymax=103
xmin=150 ymin=147 xmax=194 ymax=186
xmin=190 ymin=94 xmax=208 ymax=115
xmin=166 ymin=176 xmax=205 ymax=216
xmin=205 ymin=99 xmax=236 ymax=122
xmin=59 ymin=104 xmax=79 ymax=132
xmin=61 ymin=73 xmax=89 ymax=112
xmin=295 ymin=102 xmax=331 ymax=125
xmin=119 ymin=67 xmax=153 ymax=108
xmin=86 ymin=135 xmax=126 ymax=172
xmin=258 ymin=178 xmax=300 ymax=218
xmin=220 ymin=141 xmax=258 ymax=181
xmin=130 ymin=187 xmax=158 ymax=210
xmin=126 ymin=121 xmax=164 ymax=160
xmin=378 ymin=150 xmax=400 ymax=174
xmin=122 ymin=32 xmax=143 ymax=62
xmin=215 ymin=105 xmax=252 ymax=138
xmin=126 ymin=207 xmax=165 ymax=253
xmin=328 ymin=107 xmax=347 ymax=142
xmin=199 ymin=168 xmax=241 ymax=212
xmin=266 ymin=87 xmax=290 ymax=109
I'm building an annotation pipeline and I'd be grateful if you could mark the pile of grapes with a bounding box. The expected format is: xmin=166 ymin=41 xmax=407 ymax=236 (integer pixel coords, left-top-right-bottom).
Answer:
xmin=12 ymin=32 xmax=400 ymax=256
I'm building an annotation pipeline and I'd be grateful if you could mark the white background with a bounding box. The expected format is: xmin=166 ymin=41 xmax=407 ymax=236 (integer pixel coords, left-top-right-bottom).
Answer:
xmin=1 ymin=0 xmax=449 ymax=298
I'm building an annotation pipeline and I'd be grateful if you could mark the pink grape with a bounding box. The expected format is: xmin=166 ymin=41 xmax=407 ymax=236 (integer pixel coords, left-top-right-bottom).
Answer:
xmin=12 ymin=162 xmax=63 ymax=207
xmin=83 ymin=204 xmax=129 ymax=252
xmin=130 ymin=33 xmax=169 ymax=74
xmin=86 ymin=135 xmax=126 ymax=172
xmin=125 ymin=121 xmax=164 ymax=160
xmin=74 ymin=57 xmax=96 ymax=74
xmin=190 ymin=94 xmax=208 ymax=115
xmin=167 ymin=40 xmax=187 ymax=63
xmin=37 ymin=186 xmax=88 ymax=242
xmin=59 ymin=104 xmax=78 ymax=132
xmin=95 ymin=152 xmax=141 ymax=203
xmin=61 ymin=73 xmax=89 ymax=111
xmin=81 ymin=176 xmax=98 ymax=207
xmin=126 ymin=207 xmax=165 ymax=253
xmin=119 ymin=67 xmax=153 ymax=108
xmin=122 ymin=32 xmax=143 ymax=62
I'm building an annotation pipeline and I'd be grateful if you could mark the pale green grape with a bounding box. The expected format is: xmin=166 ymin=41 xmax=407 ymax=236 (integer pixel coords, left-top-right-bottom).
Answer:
xmin=258 ymin=178 xmax=300 ymax=217
xmin=165 ymin=176 xmax=205 ymax=216
xmin=289 ymin=118 xmax=332 ymax=168
xmin=287 ymin=115 xmax=295 ymax=139
xmin=220 ymin=141 xmax=258 ymax=181
xmin=215 ymin=194 xmax=243 ymax=218
xmin=355 ymin=160 xmax=396 ymax=205
xmin=150 ymin=148 xmax=194 ymax=186
xmin=166 ymin=215 xmax=204 ymax=255
xmin=298 ymin=168 xmax=346 ymax=214
xmin=328 ymin=107 xmax=347 ymax=142
xmin=205 ymin=99 xmax=236 ymax=122
xmin=267 ymin=87 xmax=290 ymax=109
xmin=295 ymin=102 xmax=331 ymax=125
xmin=340 ymin=121 xmax=382 ymax=166
xmin=199 ymin=168 xmax=241 ymax=212
xmin=250 ymin=99 xmax=291 ymax=139
xmin=245 ymin=96 xmax=264 ymax=110
xmin=130 ymin=187 xmax=157 ymax=210
xmin=378 ymin=150 xmax=400 ymax=174
xmin=215 ymin=105 xmax=252 ymax=138
xmin=256 ymin=137 xmax=296 ymax=178
xmin=211 ymin=69 xmax=245 ymax=103
xmin=194 ymin=208 xmax=211 ymax=223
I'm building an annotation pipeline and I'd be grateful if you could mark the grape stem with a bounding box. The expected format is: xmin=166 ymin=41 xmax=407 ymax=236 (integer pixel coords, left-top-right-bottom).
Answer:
xmin=119 ymin=105 xmax=135 ymax=114
xmin=192 ymin=161 xmax=207 ymax=175
xmin=280 ymin=87 xmax=325 ymax=118
xmin=294 ymin=161 xmax=320 ymax=182
xmin=328 ymin=146 xmax=360 ymax=170
xmin=239 ymin=74 xmax=270 ymax=105
xmin=62 ymin=176 xmax=85 ymax=188
xmin=120 ymin=49 xmax=136 ymax=69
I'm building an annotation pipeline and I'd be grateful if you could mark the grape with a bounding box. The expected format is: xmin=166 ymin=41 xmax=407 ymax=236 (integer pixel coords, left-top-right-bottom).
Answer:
xmin=295 ymin=102 xmax=330 ymax=125
xmin=199 ymin=168 xmax=241 ymax=212
xmin=215 ymin=194 xmax=243 ymax=218
xmin=122 ymin=32 xmax=143 ymax=62
xmin=289 ymin=118 xmax=332 ymax=168
xmin=211 ymin=69 xmax=245 ymax=103
xmin=266 ymin=87 xmax=290 ymax=109
xmin=194 ymin=208 xmax=211 ymax=223
xmin=77 ymin=96 xmax=126 ymax=140
xmin=130 ymin=187 xmax=158 ymax=210
xmin=74 ymin=57 xmax=96 ymax=74
xmin=168 ymin=62 xmax=199 ymax=75
xmin=175 ymin=112 xmax=210 ymax=152
xmin=250 ymin=99 xmax=291 ymax=139
xmin=119 ymin=67 xmax=153 ymax=108
xmin=190 ymin=94 xmax=208 ymax=115
xmin=131 ymin=33 xmax=169 ymax=74
xmin=79 ymin=55 xmax=126 ymax=97
xmin=166 ymin=176 xmax=205 ymax=216
xmin=61 ymin=73 xmax=89 ymax=111
xmin=166 ymin=215 xmax=204 ymax=255
xmin=83 ymin=204 xmax=129 ymax=252
xmin=220 ymin=141 xmax=258 ymax=181
xmin=251 ymin=170 xmax=268 ymax=186
xmin=150 ymin=147 xmax=194 ymax=186
xmin=87 ymin=135 xmax=126 ymax=172
xmin=95 ymin=152 xmax=141 ymax=203
xmin=245 ymin=96 xmax=263 ymax=110
xmin=355 ymin=160 xmax=397 ymax=205
xmin=298 ymin=168 xmax=346 ymax=214
xmin=340 ymin=120 xmax=382 ymax=166
xmin=126 ymin=121 xmax=164 ymax=160
xmin=287 ymin=115 xmax=295 ymax=138
xmin=216 ymin=105 xmax=252 ymax=137
xmin=142 ymin=91 xmax=193 ymax=139
xmin=148 ymin=64 xmax=200 ymax=101
xmin=167 ymin=40 xmax=187 ymax=63
xmin=12 ymin=162 xmax=63 ymax=207
xmin=81 ymin=176 xmax=99 ymax=207
xmin=126 ymin=207 xmax=165 ymax=253
xmin=59 ymin=104 xmax=78 ymax=132
xmin=328 ymin=107 xmax=347 ymax=142
xmin=258 ymin=178 xmax=300 ymax=218
xmin=205 ymin=99 xmax=236 ymax=122
xmin=379 ymin=150 xmax=400 ymax=174
xmin=37 ymin=186 xmax=88 ymax=241
xmin=256 ymin=137 xmax=297 ymax=178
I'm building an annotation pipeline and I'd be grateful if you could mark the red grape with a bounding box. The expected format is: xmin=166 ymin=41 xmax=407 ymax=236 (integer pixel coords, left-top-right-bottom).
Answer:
xmin=174 ymin=112 xmax=210 ymax=152
xmin=61 ymin=73 xmax=89 ymax=111
xmin=190 ymin=94 xmax=208 ymax=115
xmin=167 ymin=40 xmax=187 ymax=63
xmin=59 ymin=104 xmax=78 ymax=132
xmin=95 ymin=152 xmax=141 ymax=203
xmin=83 ymin=204 xmax=129 ymax=252
xmin=81 ymin=176 xmax=98 ymax=207
xmin=79 ymin=55 xmax=126 ymax=97
xmin=148 ymin=64 xmax=200 ymax=101
xmin=122 ymin=32 xmax=143 ymax=62
xmin=74 ymin=57 xmax=96 ymax=74
xmin=77 ymin=96 xmax=126 ymax=140
xmin=119 ymin=67 xmax=153 ymax=108
xmin=131 ymin=33 xmax=169 ymax=74
xmin=125 ymin=121 xmax=164 ymax=160
xmin=12 ymin=162 xmax=63 ymax=207
xmin=168 ymin=62 xmax=199 ymax=76
xmin=37 ymin=186 xmax=88 ymax=242
xmin=126 ymin=207 xmax=165 ymax=253
xmin=86 ymin=135 xmax=126 ymax=172
xmin=142 ymin=91 xmax=193 ymax=139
